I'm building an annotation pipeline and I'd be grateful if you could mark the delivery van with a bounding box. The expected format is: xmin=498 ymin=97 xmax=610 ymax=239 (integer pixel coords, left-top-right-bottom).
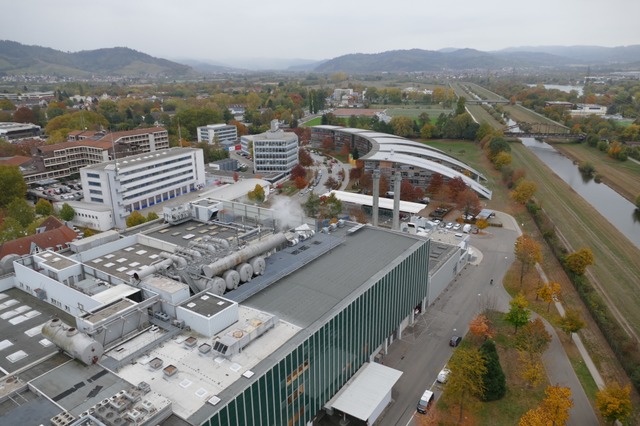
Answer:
xmin=416 ymin=389 xmax=434 ymax=414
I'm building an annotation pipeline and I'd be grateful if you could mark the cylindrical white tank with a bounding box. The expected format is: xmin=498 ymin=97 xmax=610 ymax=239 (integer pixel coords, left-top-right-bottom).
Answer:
xmin=207 ymin=277 xmax=226 ymax=295
xmin=202 ymin=233 xmax=287 ymax=278
xmin=236 ymin=263 xmax=254 ymax=283
xmin=223 ymin=269 xmax=240 ymax=290
xmin=249 ymin=256 xmax=266 ymax=276
xmin=42 ymin=318 xmax=103 ymax=365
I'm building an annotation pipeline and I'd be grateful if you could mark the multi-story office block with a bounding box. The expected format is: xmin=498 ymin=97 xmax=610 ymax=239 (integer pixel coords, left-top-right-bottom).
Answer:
xmin=80 ymin=147 xmax=205 ymax=228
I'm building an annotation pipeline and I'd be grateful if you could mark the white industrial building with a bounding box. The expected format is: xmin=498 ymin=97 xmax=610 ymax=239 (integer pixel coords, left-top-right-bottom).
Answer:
xmin=241 ymin=120 xmax=298 ymax=174
xmin=79 ymin=148 xmax=205 ymax=229
xmin=54 ymin=200 xmax=116 ymax=231
xmin=197 ymin=124 xmax=238 ymax=147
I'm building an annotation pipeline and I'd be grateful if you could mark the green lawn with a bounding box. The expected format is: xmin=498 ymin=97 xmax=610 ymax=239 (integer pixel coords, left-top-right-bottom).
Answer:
xmin=302 ymin=116 xmax=322 ymax=126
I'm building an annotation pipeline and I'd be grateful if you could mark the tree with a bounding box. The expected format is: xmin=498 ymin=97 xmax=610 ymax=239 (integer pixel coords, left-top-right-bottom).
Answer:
xmin=0 ymin=217 xmax=26 ymax=243
xmin=504 ymin=293 xmax=530 ymax=333
xmin=248 ymin=184 xmax=265 ymax=203
xmin=298 ymin=147 xmax=313 ymax=167
xmin=447 ymin=176 xmax=468 ymax=202
xmin=596 ymin=382 xmax=633 ymax=424
xmin=389 ymin=116 xmax=414 ymax=137
xmin=514 ymin=234 xmax=542 ymax=286
xmin=444 ymin=346 xmax=487 ymax=423
xmin=324 ymin=176 xmax=338 ymax=190
xmin=519 ymin=406 xmax=549 ymax=426
xmin=455 ymin=96 xmax=467 ymax=116
xmin=479 ymin=340 xmax=506 ymax=401
xmin=426 ymin=173 xmax=444 ymax=196
xmin=517 ymin=350 xmax=545 ymax=388
xmin=59 ymin=203 xmax=76 ymax=221
xmin=35 ymin=199 xmax=54 ymax=217
xmin=494 ymin=151 xmax=512 ymax=170
xmin=13 ymin=106 xmax=36 ymax=124
xmin=564 ymin=248 xmax=595 ymax=275
xmin=456 ymin=189 xmax=481 ymax=219
xmin=126 ymin=211 xmax=147 ymax=228
xmin=6 ymin=198 xmax=35 ymax=228
xmin=487 ymin=136 xmax=510 ymax=161
xmin=146 ymin=211 xmax=159 ymax=221
xmin=294 ymin=176 xmax=308 ymax=190
xmin=510 ymin=180 xmax=538 ymax=204
xmin=516 ymin=318 xmax=551 ymax=359
xmin=304 ymin=193 xmax=321 ymax=217
xmin=318 ymin=193 xmax=343 ymax=219
xmin=540 ymin=385 xmax=573 ymax=426
xmin=469 ymin=314 xmax=494 ymax=341
xmin=0 ymin=166 xmax=27 ymax=208
xmin=536 ymin=282 xmax=562 ymax=312
xmin=559 ymin=308 xmax=585 ymax=336
xmin=290 ymin=164 xmax=307 ymax=180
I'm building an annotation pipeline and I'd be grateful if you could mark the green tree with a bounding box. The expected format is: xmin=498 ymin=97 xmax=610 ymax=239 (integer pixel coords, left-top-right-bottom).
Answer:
xmin=455 ymin=96 xmax=467 ymax=115
xmin=35 ymin=199 xmax=54 ymax=217
xmin=636 ymin=194 xmax=640 ymax=209
xmin=596 ymin=382 xmax=633 ymax=424
xmin=146 ymin=211 xmax=159 ymax=221
xmin=487 ymin=136 xmax=510 ymax=161
xmin=304 ymin=193 xmax=321 ymax=217
xmin=59 ymin=203 xmax=76 ymax=221
xmin=444 ymin=346 xmax=487 ymax=423
xmin=126 ymin=211 xmax=147 ymax=228
xmin=0 ymin=166 xmax=27 ymax=208
xmin=479 ymin=340 xmax=506 ymax=401
xmin=6 ymin=198 xmax=35 ymax=228
xmin=564 ymin=248 xmax=595 ymax=275
xmin=504 ymin=293 xmax=531 ymax=333
xmin=0 ymin=217 xmax=25 ymax=243
xmin=318 ymin=193 xmax=343 ymax=219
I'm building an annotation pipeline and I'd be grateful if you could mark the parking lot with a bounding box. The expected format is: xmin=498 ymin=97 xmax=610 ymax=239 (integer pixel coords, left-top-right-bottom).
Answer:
xmin=29 ymin=180 xmax=84 ymax=203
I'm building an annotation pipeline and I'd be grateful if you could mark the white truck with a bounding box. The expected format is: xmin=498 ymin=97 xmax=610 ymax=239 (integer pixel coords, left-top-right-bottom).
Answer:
xmin=463 ymin=224 xmax=472 ymax=233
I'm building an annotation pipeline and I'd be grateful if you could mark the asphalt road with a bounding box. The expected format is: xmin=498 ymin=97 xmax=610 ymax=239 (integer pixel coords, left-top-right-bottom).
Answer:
xmin=375 ymin=213 xmax=598 ymax=426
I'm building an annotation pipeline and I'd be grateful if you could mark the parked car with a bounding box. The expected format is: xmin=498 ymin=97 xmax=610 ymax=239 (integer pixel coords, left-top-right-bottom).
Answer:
xmin=445 ymin=222 xmax=453 ymax=229
xmin=449 ymin=336 xmax=462 ymax=347
xmin=437 ymin=367 xmax=451 ymax=383
xmin=453 ymin=223 xmax=461 ymax=230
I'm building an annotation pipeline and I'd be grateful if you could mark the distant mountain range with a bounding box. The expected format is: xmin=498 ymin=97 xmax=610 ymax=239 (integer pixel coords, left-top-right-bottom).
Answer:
xmin=311 ymin=45 xmax=640 ymax=73
xmin=2 ymin=40 xmax=640 ymax=76
xmin=0 ymin=40 xmax=194 ymax=77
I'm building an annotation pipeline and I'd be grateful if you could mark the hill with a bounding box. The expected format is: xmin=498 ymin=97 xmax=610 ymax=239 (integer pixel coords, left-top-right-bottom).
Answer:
xmin=313 ymin=45 xmax=640 ymax=73
xmin=0 ymin=40 xmax=193 ymax=77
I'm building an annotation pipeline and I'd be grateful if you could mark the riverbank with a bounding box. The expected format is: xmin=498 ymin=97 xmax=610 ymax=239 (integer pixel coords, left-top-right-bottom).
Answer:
xmin=552 ymin=143 xmax=640 ymax=204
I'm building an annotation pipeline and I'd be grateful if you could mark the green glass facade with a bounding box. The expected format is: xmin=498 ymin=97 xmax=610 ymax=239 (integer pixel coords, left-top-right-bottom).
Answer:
xmin=203 ymin=240 xmax=430 ymax=426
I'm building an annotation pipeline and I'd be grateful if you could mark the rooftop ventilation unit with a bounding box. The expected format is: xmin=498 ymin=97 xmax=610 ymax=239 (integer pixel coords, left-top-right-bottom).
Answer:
xmin=212 ymin=313 xmax=277 ymax=357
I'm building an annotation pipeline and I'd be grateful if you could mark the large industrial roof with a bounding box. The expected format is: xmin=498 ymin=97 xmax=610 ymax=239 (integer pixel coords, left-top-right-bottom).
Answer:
xmin=243 ymin=225 xmax=425 ymax=328
xmin=313 ymin=125 xmax=492 ymax=199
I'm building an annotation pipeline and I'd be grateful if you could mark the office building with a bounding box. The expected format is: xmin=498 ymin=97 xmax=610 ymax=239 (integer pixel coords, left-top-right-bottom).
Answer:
xmin=197 ymin=124 xmax=238 ymax=149
xmin=79 ymin=147 xmax=205 ymax=229
xmin=241 ymin=120 xmax=298 ymax=174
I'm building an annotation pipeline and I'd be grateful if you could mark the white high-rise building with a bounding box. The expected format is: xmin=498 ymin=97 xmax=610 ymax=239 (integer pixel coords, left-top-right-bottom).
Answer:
xmin=241 ymin=120 xmax=298 ymax=174
xmin=80 ymin=148 xmax=205 ymax=228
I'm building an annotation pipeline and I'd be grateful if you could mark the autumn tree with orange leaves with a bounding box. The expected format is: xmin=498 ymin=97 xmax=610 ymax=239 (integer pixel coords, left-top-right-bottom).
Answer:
xmin=519 ymin=385 xmax=573 ymax=426
xmin=514 ymin=234 xmax=542 ymax=287
xmin=469 ymin=314 xmax=494 ymax=341
xmin=536 ymin=281 xmax=561 ymax=312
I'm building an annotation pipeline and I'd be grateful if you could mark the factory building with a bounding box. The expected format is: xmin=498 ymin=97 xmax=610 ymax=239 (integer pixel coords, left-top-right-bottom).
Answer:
xmin=0 ymin=193 xmax=471 ymax=425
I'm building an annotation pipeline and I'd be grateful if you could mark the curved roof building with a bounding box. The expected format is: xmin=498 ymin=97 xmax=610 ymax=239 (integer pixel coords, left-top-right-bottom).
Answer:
xmin=311 ymin=125 xmax=492 ymax=199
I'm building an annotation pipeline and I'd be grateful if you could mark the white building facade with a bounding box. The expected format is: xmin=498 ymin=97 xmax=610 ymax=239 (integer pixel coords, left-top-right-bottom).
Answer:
xmin=80 ymin=148 xmax=206 ymax=228
xmin=241 ymin=121 xmax=298 ymax=174
xmin=197 ymin=124 xmax=238 ymax=146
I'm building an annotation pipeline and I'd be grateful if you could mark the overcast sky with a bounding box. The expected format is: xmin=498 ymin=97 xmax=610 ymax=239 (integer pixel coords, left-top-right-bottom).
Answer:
xmin=2 ymin=0 xmax=638 ymax=65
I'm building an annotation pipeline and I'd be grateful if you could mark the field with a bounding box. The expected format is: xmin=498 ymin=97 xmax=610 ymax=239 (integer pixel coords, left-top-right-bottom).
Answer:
xmin=553 ymin=142 xmax=640 ymax=203
xmin=503 ymin=104 xmax=569 ymax=133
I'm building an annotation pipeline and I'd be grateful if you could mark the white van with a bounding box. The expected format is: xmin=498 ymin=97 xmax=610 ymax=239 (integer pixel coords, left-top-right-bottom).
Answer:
xmin=416 ymin=389 xmax=434 ymax=414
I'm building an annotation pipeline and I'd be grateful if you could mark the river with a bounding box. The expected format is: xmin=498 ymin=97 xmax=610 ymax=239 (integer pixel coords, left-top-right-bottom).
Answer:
xmin=520 ymin=137 xmax=640 ymax=248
